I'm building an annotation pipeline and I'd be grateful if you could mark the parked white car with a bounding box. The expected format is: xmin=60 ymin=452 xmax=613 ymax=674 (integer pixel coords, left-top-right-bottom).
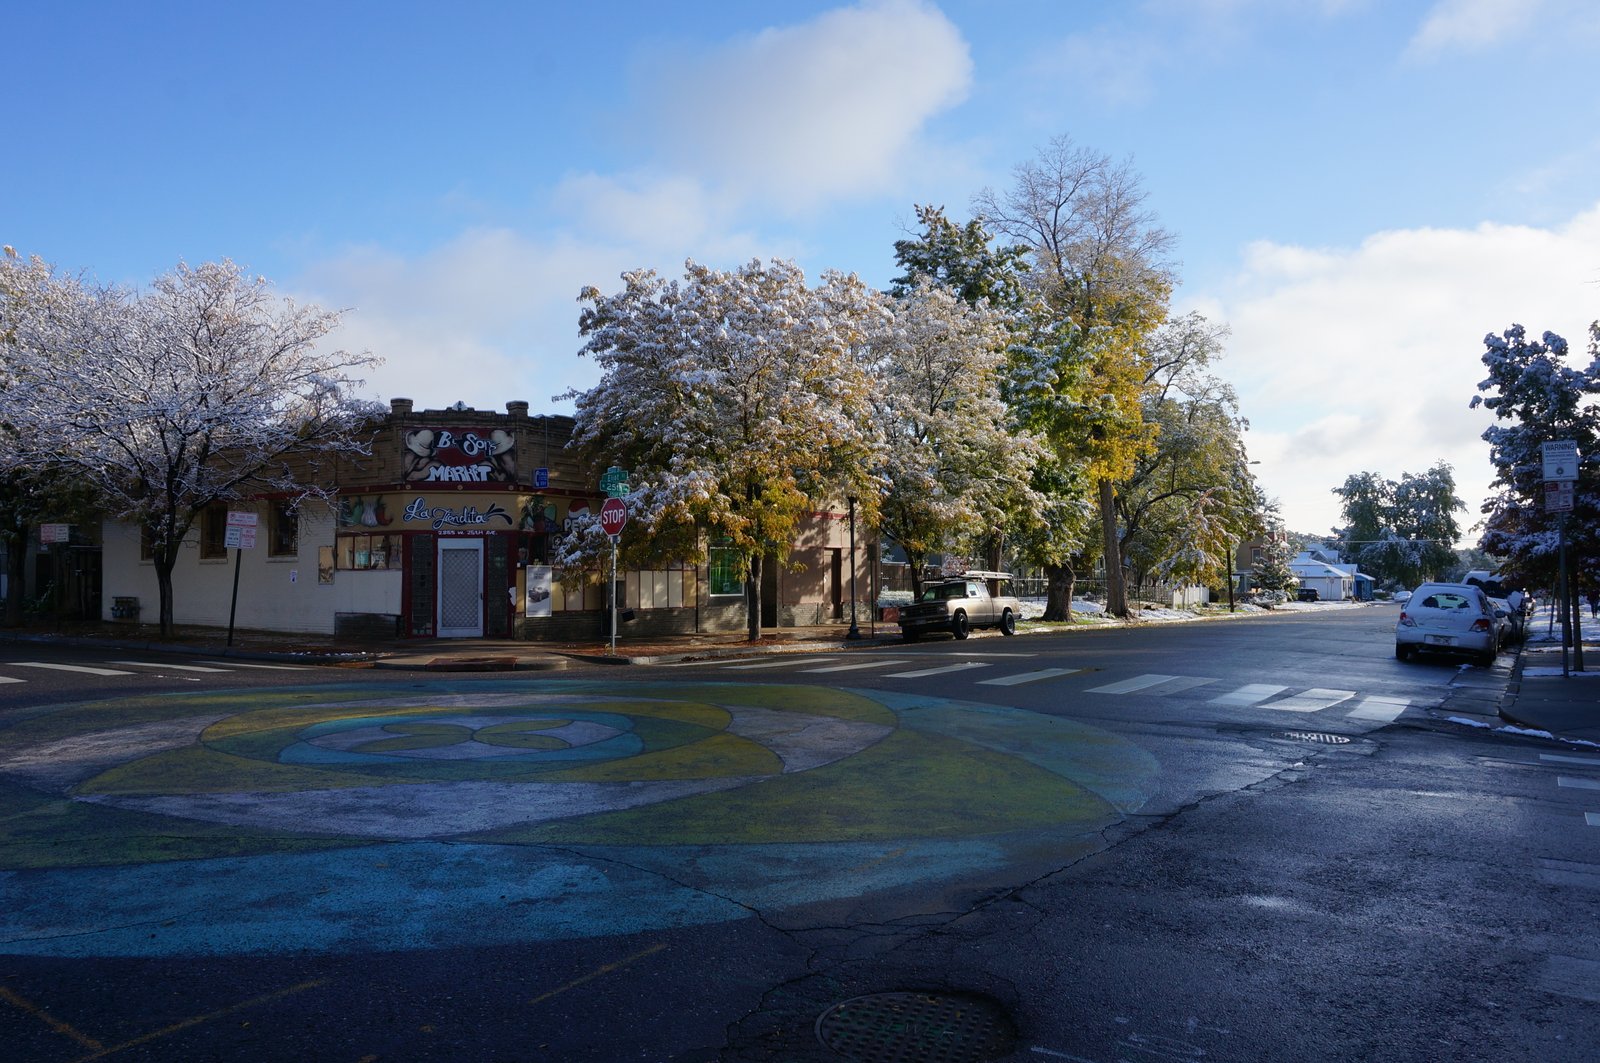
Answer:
xmin=1394 ymin=582 xmax=1500 ymax=665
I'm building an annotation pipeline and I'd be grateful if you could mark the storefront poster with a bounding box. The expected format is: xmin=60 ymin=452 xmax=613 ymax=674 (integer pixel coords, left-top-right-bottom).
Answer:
xmin=526 ymin=566 xmax=553 ymax=617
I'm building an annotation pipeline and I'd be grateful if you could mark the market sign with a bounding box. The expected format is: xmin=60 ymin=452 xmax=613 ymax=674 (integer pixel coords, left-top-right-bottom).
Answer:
xmin=403 ymin=428 xmax=517 ymax=483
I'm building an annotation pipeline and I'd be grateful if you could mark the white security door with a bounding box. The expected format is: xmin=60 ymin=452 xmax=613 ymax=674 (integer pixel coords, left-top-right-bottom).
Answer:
xmin=437 ymin=538 xmax=485 ymax=638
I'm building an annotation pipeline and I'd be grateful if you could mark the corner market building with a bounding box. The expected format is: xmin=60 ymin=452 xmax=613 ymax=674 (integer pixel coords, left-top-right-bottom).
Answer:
xmin=97 ymin=399 xmax=872 ymax=641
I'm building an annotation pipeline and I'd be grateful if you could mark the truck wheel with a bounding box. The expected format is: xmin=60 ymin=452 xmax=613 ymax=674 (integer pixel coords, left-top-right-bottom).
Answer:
xmin=999 ymin=609 xmax=1016 ymax=636
xmin=951 ymin=611 xmax=970 ymax=640
xmin=901 ymin=628 xmax=919 ymax=642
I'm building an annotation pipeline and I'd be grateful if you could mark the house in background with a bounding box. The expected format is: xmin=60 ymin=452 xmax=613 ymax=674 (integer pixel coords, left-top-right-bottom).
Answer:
xmin=1290 ymin=551 xmax=1355 ymax=601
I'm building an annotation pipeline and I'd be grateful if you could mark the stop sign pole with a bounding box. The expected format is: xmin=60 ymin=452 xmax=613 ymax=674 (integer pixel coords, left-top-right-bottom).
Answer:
xmin=599 ymin=499 xmax=628 ymax=654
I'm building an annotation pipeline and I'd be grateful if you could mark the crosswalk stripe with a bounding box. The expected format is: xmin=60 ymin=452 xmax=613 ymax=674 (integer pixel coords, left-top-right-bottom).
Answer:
xmin=1557 ymin=776 xmax=1600 ymax=791
xmin=977 ymin=667 xmax=1083 ymax=687
xmin=1086 ymin=674 xmax=1183 ymax=694
xmin=107 ymin=660 xmax=233 ymax=673
xmin=885 ymin=662 xmax=992 ymax=679
xmin=1209 ymin=683 xmax=1289 ymax=707
xmin=718 ymin=656 xmax=840 ymax=670
xmin=1263 ymin=688 xmax=1356 ymax=713
xmin=1346 ymin=695 xmax=1410 ymax=722
xmin=10 ymin=661 xmax=135 ymax=676
xmin=800 ymin=660 xmax=910 ymax=673
xmin=1542 ymin=753 xmax=1600 ymax=767
xmin=0 ymin=675 xmax=25 ymax=684
xmin=1587 ymin=813 xmax=1600 ymax=827
xmin=193 ymin=660 xmax=312 ymax=671
xmin=1151 ymin=676 xmax=1220 ymax=695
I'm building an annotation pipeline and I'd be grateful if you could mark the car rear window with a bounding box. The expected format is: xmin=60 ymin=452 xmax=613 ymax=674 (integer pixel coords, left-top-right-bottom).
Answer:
xmin=1418 ymin=591 xmax=1473 ymax=610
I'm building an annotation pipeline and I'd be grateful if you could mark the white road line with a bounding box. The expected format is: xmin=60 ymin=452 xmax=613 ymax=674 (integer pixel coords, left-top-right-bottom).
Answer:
xmin=885 ymin=662 xmax=993 ymax=679
xmin=1346 ymin=695 xmax=1410 ymax=722
xmin=1151 ymin=676 xmax=1220 ymax=695
xmin=800 ymin=660 xmax=911 ymax=673
xmin=0 ymin=675 xmax=25 ymax=684
xmin=1263 ymin=688 xmax=1357 ymax=713
xmin=1557 ymin=776 xmax=1600 ymax=791
xmin=193 ymin=660 xmax=313 ymax=671
xmin=107 ymin=660 xmax=233 ymax=673
xmin=1086 ymin=674 xmax=1183 ymax=695
xmin=1210 ymin=683 xmax=1288 ymax=707
xmin=935 ymin=652 xmax=1038 ymax=658
xmin=977 ymin=667 xmax=1083 ymax=687
xmin=1542 ymin=753 xmax=1600 ymax=767
xmin=715 ymin=657 xmax=840 ymax=670
xmin=1587 ymin=813 xmax=1600 ymax=827
xmin=10 ymin=661 xmax=135 ymax=677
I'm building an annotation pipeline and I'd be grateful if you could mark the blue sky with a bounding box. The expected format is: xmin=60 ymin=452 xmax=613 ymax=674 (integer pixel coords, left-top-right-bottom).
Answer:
xmin=7 ymin=0 xmax=1599 ymax=539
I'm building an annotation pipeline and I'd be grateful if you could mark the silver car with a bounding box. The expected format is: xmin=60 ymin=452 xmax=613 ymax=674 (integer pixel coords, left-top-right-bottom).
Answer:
xmin=1395 ymin=582 xmax=1499 ymax=665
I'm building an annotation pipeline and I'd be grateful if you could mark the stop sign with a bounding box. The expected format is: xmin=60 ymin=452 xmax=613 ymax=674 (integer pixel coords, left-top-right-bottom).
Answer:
xmin=599 ymin=497 xmax=628 ymax=537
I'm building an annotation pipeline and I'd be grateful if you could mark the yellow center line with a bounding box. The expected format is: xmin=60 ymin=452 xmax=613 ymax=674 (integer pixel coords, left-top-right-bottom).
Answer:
xmin=70 ymin=979 xmax=328 ymax=1062
xmin=529 ymin=942 xmax=667 ymax=1007
xmin=1 ymin=985 xmax=107 ymax=1052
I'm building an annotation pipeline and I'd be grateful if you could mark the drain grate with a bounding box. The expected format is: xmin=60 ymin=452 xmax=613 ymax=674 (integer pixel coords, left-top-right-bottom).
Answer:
xmin=1278 ymin=730 xmax=1352 ymax=744
xmin=815 ymin=991 xmax=1016 ymax=1062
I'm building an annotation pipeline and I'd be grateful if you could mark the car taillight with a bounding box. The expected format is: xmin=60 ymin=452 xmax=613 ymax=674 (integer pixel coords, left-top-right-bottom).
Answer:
xmin=1471 ymin=618 xmax=1491 ymax=633
xmin=1398 ymin=611 xmax=1415 ymax=627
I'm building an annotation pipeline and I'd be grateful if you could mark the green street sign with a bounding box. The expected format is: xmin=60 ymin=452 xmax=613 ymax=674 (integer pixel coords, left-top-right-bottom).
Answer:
xmin=600 ymin=466 xmax=630 ymax=498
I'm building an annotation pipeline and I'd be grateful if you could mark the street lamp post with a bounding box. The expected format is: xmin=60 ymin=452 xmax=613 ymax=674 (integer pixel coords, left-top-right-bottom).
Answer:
xmin=846 ymin=496 xmax=862 ymax=640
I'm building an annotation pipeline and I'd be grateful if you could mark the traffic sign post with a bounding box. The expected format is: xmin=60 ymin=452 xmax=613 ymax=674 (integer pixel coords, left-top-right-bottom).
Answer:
xmin=224 ymin=511 xmax=258 ymax=647
xmin=598 ymin=498 xmax=628 ymax=654
xmin=1539 ymin=442 xmax=1582 ymax=673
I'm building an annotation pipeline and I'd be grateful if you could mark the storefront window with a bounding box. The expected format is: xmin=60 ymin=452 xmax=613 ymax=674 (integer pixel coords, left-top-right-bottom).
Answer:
xmin=200 ymin=504 xmax=228 ymax=559
xmin=269 ymin=500 xmax=299 ymax=557
xmin=336 ymin=533 xmax=405 ymax=571
xmin=708 ymin=539 xmax=743 ymax=596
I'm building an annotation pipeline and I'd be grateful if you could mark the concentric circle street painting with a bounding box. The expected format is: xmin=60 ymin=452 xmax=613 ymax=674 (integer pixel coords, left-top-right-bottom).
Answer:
xmin=0 ymin=680 xmax=1158 ymax=958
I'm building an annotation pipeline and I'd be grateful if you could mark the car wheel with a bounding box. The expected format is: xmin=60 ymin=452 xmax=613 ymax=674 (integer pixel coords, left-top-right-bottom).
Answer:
xmin=951 ymin=610 xmax=970 ymax=640
xmin=999 ymin=609 xmax=1016 ymax=636
xmin=1395 ymin=643 xmax=1412 ymax=661
xmin=901 ymin=628 xmax=919 ymax=642
xmin=1475 ymin=650 xmax=1496 ymax=667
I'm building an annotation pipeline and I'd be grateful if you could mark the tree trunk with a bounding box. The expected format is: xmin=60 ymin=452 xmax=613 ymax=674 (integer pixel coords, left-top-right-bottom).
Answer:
xmin=1041 ymin=563 xmax=1074 ymax=622
xmin=906 ymin=547 xmax=926 ymax=600
xmin=1098 ymin=478 xmax=1127 ymax=617
xmin=745 ymin=551 xmax=762 ymax=643
xmin=3 ymin=533 xmax=25 ymax=628
xmin=155 ymin=554 xmax=177 ymax=638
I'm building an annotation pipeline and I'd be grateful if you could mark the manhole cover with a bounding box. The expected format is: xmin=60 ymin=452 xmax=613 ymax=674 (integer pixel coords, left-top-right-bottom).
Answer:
xmin=1278 ymin=730 xmax=1352 ymax=745
xmin=815 ymin=991 xmax=1016 ymax=1062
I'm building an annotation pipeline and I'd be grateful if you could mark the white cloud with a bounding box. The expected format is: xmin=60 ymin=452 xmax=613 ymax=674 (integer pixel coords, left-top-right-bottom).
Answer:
xmin=1406 ymin=0 xmax=1542 ymax=57
xmin=1191 ymin=202 xmax=1600 ymax=539
xmin=292 ymin=228 xmax=634 ymax=414
xmin=636 ymin=0 xmax=972 ymax=210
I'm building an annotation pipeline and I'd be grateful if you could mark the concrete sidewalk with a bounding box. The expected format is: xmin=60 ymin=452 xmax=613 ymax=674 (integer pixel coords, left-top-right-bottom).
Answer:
xmin=1499 ymin=642 xmax=1600 ymax=744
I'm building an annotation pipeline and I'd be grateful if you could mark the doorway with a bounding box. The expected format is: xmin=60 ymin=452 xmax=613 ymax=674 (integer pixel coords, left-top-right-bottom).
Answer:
xmin=437 ymin=538 xmax=484 ymax=637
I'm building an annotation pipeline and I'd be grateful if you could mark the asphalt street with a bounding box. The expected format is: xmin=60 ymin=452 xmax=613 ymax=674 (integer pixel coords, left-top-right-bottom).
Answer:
xmin=2 ymin=606 xmax=1597 ymax=1061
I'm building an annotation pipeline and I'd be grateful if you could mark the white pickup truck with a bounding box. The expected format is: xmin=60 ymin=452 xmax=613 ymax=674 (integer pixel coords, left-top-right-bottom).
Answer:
xmin=897 ymin=572 xmax=1022 ymax=641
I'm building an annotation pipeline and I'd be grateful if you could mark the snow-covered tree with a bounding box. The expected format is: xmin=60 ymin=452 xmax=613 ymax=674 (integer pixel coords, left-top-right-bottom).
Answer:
xmin=1471 ymin=322 xmax=1600 ymax=588
xmin=566 ymin=259 xmax=885 ymax=642
xmin=872 ymin=278 xmax=1043 ymax=596
xmin=1251 ymin=507 xmax=1298 ymax=603
xmin=1117 ymin=313 xmax=1258 ymax=596
xmin=1 ymin=250 xmax=105 ymax=623
xmin=976 ymin=135 xmax=1177 ymax=618
xmin=0 ymin=257 xmax=384 ymax=635
xmin=1331 ymin=463 xmax=1464 ymax=585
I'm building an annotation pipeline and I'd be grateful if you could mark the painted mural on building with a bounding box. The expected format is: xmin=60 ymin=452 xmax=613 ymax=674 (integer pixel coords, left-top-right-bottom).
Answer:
xmin=403 ymin=428 xmax=517 ymax=483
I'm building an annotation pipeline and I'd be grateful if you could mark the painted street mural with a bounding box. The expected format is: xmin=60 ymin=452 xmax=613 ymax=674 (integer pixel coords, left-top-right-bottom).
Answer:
xmin=0 ymin=680 xmax=1158 ymax=958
